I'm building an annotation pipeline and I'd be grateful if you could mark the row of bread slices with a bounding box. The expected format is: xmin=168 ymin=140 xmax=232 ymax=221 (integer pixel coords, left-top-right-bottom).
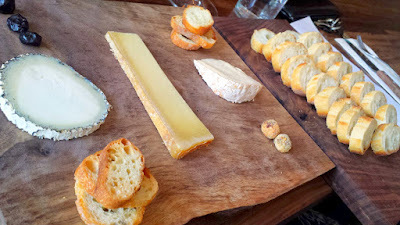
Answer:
xmin=170 ymin=6 xmax=217 ymax=50
xmin=251 ymin=29 xmax=400 ymax=156
xmin=74 ymin=138 xmax=158 ymax=225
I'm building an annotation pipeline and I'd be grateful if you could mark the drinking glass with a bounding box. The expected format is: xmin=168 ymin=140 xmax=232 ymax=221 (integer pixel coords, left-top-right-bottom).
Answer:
xmin=168 ymin=0 xmax=218 ymax=16
xmin=234 ymin=0 xmax=288 ymax=19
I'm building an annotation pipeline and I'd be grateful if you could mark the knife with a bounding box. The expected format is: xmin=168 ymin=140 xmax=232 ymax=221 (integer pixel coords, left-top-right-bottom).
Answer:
xmin=342 ymin=38 xmax=400 ymax=105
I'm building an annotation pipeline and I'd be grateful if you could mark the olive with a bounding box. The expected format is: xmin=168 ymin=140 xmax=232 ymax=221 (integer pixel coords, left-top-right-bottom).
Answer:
xmin=19 ymin=31 xmax=42 ymax=46
xmin=7 ymin=14 xmax=29 ymax=33
xmin=0 ymin=0 xmax=15 ymax=14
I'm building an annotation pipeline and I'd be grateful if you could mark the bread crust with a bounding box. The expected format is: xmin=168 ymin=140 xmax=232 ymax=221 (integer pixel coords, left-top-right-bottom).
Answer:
xmin=337 ymin=106 xmax=364 ymax=144
xmin=360 ymin=91 xmax=387 ymax=117
xmin=306 ymin=73 xmax=338 ymax=104
xmin=291 ymin=62 xmax=321 ymax=96
xmin=170 ymin=30 xmax=201 ymax=51
xmin=182 ymin=5 xmax=214 ymax=35
xmin=371 ymin=124 xmax=400 ymax=155
xmin=350 ymin=82 xmax=375 ymax=105
xmin=375 ymin=104 xmax=397 ymax=125
xmin=308 ymin=42 xmax=332 ymax=63
xmin=326 ymin=62 xmax=352 ymax=81
xmin=250 ymin=28 xmax=275 ymax=53
xmin=314 ymin=86 xmax=346 ymax=117
xmin=326 ymin=98 xmax=354 ymax=135
xmin=171 ymin=15 xmax=216 ymax=49
xmin=340 ymin=71 xmax=365 ymax=97
xmin=317 ymin=51 xmax=343 ymax=72
xmin=349 ymin=116 xmax=377 ymax=155
xmin=74 ymin=151 xmax=103 ymax=196
xmin=281 ymin=55 xmax=313 ymax=87
xmin=262 ymin=32 xmax=296 ymax=62
xmin=271 ymin=42 xmax=307 ymax=72
xmin=94 ymin=138 xmax=145 ymax=209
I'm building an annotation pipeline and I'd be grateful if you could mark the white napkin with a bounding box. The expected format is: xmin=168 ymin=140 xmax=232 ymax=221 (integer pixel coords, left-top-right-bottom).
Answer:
xmin=290 ymin=16 xmax=400 ymax=125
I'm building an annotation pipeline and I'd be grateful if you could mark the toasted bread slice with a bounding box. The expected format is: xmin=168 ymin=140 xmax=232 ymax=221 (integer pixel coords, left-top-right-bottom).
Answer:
xmin=281 ymin=55 xmax=313 ymax=87
xmin=171 ymin=15 xmax=216 ymax=49
xmin=306 ymin=73 xmax=339 ymax=104
xmin=371 ymin=123 xmax=400 ymax=156
xmin=262 ymin=31 xmax=297 ymax=61
xmin=291 ymin=62 xmax=321 ymax=96
xmin=94 ymin=138 xmax=145 ymax=209
xmin=74 ymin=151 xmax=102 ymax=196
xmin=340 ymin=71 xmax=365 ymax=97
xmin=360 ymin=91 xmax=387 ymax=117
xmin=298 ymin=31 xmax=324 ymax=48
xmin=308 ymin=42 xmax=332 ymax=63
xmin=182 ymin=5 xmax=214 ymax=35
xmin=271 ymin=42 xmax=307 ymax=72
xmin=250 ymin=28 xmax=275 ymax=53
xmin=349 ymin=116 xmax=378 ymax=155
xmin=75 ymin=180 xmax=145 ymax=225
xmin=326 ymin=98 xmax=355 ymax=135
xmin=337 ymin=106 xmax=365 ymax=144
xmin=314 ymin=87 xmax=346 ymax=117
xmin=75 ymin=155 xmax=158 ymax=208
xmin=326 ymin=62 xmax=352 ymax=81
xmin=170 ymin=30 xmax=201 ymax=51
xmin=375 ymin=104 xmax=397 ymax=125
xmin=350 ymin=82 xmax=375 ymax=105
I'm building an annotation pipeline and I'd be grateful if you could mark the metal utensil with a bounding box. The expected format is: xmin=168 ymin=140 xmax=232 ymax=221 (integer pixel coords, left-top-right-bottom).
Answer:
xmin=356 ymin=35 xmax=400 ymax=87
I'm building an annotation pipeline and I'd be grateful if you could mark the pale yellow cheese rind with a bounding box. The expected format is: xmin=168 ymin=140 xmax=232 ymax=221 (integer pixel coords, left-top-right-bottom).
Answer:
xmin=105 ymin=31 xmax=214 ymax=159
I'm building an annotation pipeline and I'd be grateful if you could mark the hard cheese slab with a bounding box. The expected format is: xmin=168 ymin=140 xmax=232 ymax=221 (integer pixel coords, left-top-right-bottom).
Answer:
xmin=213 ymin=18 xmax=400 ymax=224
xmin=0 ymin=1 xmax=334 ymax=225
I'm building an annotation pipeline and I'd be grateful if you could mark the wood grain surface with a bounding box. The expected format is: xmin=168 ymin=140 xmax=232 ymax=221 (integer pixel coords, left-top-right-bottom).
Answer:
xmin=213 ymin=17 xmax=400 ymax=225
xmin=0 ymin=1 xmax=334 ymax=225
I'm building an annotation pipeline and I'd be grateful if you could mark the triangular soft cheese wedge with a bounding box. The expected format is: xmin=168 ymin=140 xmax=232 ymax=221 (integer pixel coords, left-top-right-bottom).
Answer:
xmin=105 ymin=31 xmax=214 ymax=159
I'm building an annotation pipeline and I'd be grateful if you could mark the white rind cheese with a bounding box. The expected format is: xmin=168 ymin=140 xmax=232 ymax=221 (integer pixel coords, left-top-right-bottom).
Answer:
xmin=194 ymin=59 xmax=262 ymax=103
xmin=0 ymin=54 xmax=111 ymax=140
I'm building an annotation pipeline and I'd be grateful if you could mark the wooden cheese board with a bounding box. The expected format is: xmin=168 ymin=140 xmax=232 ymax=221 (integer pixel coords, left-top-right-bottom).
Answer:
xmin=213 ymin=17 xmax=400 ymax=224
xmin=0 ymin=1 xmax=334 ymax=225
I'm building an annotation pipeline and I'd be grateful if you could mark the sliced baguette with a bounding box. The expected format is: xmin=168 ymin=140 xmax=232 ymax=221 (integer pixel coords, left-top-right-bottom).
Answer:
xmin=340 ymin=71 xmax=365 ymax=97
xmin=360 ymin=91 xmax=387 ymax=117
xmin=306 ymin=73 xmax=339 ymax=104
xmin=262 ymin=32 xmax=297 ymax=62
xmin=94 ymin=138 xmax=145 ymax=209
xmin=326 ymin=98 xmax=355 ymax=135
xmin=350 ymin=81 xmax=375 ymax=105
xmin=317 ymin=51 xmax=343 ymax=72
xmin=281 ymin=55 xmax=314 ymax=87
xmin=371 ymin=123 xmax=400 ymax=156
xmin=337 ymin=106 xmax=365 ymax=144
xmin=375 ymin=104 xmax=397 ymax=125
xmin=250 ymin=28 xmax=275 ymax=53
xmin=170 ymin=30 xmax=201 ymax=50
xmin=314 ymin=86 xmax=346 ymax=117
xmin=326 ymin=62 xmax=352 ymax=81
xmin=349 ymin=116 xmax=378 ymax=155
xmin=182 ymin=5 xmax=214 ymax=35
xmin=291 ymin=62 xmax=321 ymax=96
xmin=74 ymin=151 xmax=102 ymax=196
xmin=171 ymin=15 xmax=216 ymax=49
xmin=75 ymin=180 xmax=145 ymax=225
xmin=298 ymin=31 xmax=324 ymax=48
xmin=283 ymin=30 xmax=300 ymax=40
xmin=308 ymin=42 xmax=332 ymax=63
xmin=271 ymin=42 xmax=307 ymax=72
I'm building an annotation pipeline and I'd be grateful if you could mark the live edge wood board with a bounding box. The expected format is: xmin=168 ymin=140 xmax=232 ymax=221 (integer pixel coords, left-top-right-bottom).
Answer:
xmin=213 ymin=17 xmax=400 ymax=225
xmin=0 ymin=1 xmax=334 ymax=225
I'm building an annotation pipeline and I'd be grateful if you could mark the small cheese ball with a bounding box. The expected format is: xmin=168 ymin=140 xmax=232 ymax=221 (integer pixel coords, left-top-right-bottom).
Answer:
xmin=261 ymin=119 xmax=280 ymax=139
xmin=274 ymin=134 xmax=292 ymax=153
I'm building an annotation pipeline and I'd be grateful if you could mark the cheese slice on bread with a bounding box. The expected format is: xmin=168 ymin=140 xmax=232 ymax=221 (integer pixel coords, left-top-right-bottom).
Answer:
xmin=194 ymin=59 xmax=262 ymax=103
